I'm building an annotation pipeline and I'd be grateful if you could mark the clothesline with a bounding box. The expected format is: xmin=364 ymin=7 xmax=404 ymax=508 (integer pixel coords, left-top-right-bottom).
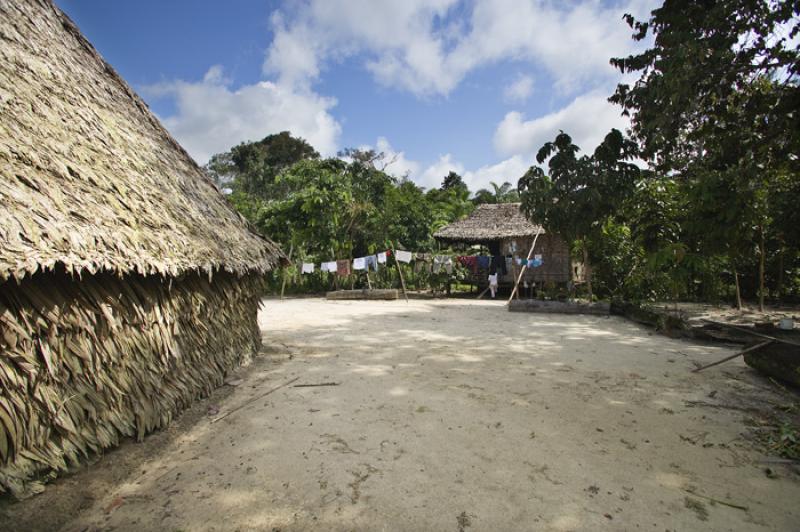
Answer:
xmin=297 ymin=251 xmax=544 ymax=276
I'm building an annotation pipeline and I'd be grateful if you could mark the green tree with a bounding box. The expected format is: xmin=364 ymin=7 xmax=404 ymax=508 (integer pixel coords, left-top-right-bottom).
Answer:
xmin=473 ymin=181 xmax=519 ymax=204
xmin=518 ymin=130 xmax=640 ymax=300
xmin=610 ymin=2 xmax=800 ymax=308
xmin=441 ymin=171 xmax=466 ymax=191
xmin=207 ymin=131 xmax=319 ymax=202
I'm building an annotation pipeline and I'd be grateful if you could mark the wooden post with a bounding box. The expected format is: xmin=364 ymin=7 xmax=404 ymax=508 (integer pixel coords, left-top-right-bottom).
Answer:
xmin=391 ymin=243 xmax=409 ymax=302
xmin=733 ymin=267 xmax=742 ymax=310
xmin=280 ymin=242 xmax=294 ymax=301
xmin=507 ymin=229 xmax=542 ymax=303
xmin=331 ymin=247 xmax=338 ymax=291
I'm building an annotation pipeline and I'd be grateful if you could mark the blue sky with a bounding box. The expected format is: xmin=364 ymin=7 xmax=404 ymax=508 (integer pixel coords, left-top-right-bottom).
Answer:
xmin=56 ymin=0 xmax=655 ymax=191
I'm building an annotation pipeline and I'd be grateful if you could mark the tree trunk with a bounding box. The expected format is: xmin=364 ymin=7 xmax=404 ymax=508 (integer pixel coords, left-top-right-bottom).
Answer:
xmin=777 ymin=245 xmax=784 ymax=302
xmin=733 ymin=267 xmax=742 ymax=311
xmin=280 ymin=242 xmax=294 ymax=300
xmin=582 ymin=238 xmax=593 ymax=302
xmin=758 ymin=225 xmax=765 ymax=312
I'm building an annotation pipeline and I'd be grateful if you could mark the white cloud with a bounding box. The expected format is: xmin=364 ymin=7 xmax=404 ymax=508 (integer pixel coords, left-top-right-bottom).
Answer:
xmin=417 ymin=153 xmax=531 ymax=192
xmin=462 ymin=154 xmax=533 ymax=191
xmin=493 ymin=90 xmax=630 ymax=158
xmin=419 ymin=153 xmax=466 ymax=189
xmin=263 ymin=0 xmax=658 ymax=97
xmin=143 ymin=66 xmax=341 ymax=163
xmin=503 ymin=74 xmax=534 ymax=103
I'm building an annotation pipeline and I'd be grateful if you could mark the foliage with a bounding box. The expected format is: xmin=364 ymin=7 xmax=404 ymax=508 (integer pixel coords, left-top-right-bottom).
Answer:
xmin=517 ymin=129 xmax=640 ymax=299
xmin=473 ymin=181 xmax=520 ymax=204
xmin=205 ymin=133 xmax=483 ymax=293
xmin=604 ymin=0 xmax=800 ymax=307
xmin=441 ymin=171 xmax=466 ymax=191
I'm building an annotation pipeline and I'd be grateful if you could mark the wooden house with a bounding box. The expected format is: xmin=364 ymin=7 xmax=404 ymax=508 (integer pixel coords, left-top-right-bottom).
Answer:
xmin=0 ymin=0 xmax=285 ymax=496
xmin=433 ymin=203 xmax=572 ymax=287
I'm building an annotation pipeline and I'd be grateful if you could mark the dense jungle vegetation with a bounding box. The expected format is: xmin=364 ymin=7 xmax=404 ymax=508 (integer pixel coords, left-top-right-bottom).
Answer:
xmin=207 ymin=0 xmax=799 ymax=306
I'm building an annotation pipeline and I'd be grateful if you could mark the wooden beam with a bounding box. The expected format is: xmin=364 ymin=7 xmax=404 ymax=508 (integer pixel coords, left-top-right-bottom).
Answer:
xmin=280 ymin=242 xmax=294 ymax=301
xmin=691 ymin=340 xmax=773 ymax=373
xmin=391 ymin=243 xmax=409 ymax=302
xmin=507 ymin=228 xmax=542 ymax=304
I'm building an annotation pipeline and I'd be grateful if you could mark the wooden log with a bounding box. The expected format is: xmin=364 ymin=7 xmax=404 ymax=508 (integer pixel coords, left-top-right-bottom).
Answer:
xmin=326 ymin=289 xmax=399 ymax=301
xmin=701 ymin=319 xmax=800 ymax=347
xmin=743 ymin=342 xmax=800 ymax=387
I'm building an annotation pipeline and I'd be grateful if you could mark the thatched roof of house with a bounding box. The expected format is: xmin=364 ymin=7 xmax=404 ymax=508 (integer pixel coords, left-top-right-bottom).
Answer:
xmin=434 ymin=203 xmax=543 ymax=243
xmin=0 ymin=0 xmax=285 ymax=282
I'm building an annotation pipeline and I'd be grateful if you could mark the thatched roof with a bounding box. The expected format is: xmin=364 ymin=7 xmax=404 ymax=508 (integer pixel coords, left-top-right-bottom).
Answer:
xmin=434 ymin=203 xmax=544 ymax=243
xmin=0 ymin=0 xmax=285 ymax=282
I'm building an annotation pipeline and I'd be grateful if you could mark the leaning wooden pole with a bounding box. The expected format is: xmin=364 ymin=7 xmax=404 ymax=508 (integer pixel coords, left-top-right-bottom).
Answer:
xmin=691 ymin=340 xmax=773 ymax=373
xmin=280 ymin=242 xmax=294 ymax=301
xmin=391 ymin=243 xmax=409 ymax=302
xmin=507 ymin=228 xmax=542 ymax=304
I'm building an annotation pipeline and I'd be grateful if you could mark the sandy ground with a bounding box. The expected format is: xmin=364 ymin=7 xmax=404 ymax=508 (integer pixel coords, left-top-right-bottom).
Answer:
xmin=3 ymin=298 xmax=800 ymax=531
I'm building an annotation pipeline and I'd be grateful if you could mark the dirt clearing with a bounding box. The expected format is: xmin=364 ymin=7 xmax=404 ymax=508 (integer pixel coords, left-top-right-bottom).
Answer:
xmin=3 ymin=298 xmax=799 ymax=531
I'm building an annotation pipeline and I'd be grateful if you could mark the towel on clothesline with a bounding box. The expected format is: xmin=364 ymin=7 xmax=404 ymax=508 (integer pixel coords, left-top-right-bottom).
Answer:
xmin=365 ymin=255 xmax=379 ymax=272
xmin=377 ymin=252 xmax=387 ymax=264
xmin=395 ymin=250 xmax=413 ymax=263
xmin=336 ymin=259 xmax=350 ymax=276
xmin=321 ymin=261 xmax=337 ymax=272
xmin=353 ymin=257 xmax=366 ymax=270
xmin=457 ymin=256 xmax=478 ymax=274
xmin=517 ymin=257 xmax=544 ymax=268
xmin=301 ymin=263 xmax=315 ymax=274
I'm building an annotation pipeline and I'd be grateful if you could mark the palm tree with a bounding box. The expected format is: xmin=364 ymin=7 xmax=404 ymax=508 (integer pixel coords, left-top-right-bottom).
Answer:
xmin=473 ymin=181 xmax=520 ymax=204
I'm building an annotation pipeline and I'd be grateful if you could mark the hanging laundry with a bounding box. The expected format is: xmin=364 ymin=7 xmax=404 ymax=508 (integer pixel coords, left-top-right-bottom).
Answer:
xmin=491 ymin=255 xmax=507 ymax=276
xmin=353 ymin=257 xmax=366 ymax=270
xmin=301 ymin=263 xmax=315 ymax=274
xmin=530 ymin=258 xmax=543 ymax=268
xmin=414 ymin=260 xmax=431 ymax=274
xmin=321 ymin=261 xmax=337 ymax=273
xmin=377 ymin=252 xmax=387 ymax=264
xmin=505 ymin=256 xmax=513 ymax=274
xmin=433 ymin=255 xmax=453 ymax=274
xmin=457 ymin=256 xmax=478 ymax=274
xmin=336 ymin=259 xmax=350 ymax=276
xmin=395 ymin=250 xmax=413 ymax=263
xmin=365 ymin=255 xmax=379 ymax=272
xmin=477 ymin=255 xmax=491 ymax=270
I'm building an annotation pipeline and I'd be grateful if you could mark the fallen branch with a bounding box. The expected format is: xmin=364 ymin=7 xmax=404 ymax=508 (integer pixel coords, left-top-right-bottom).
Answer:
xmin=293 ymin=382 xmax=340 ymax=388
xmin=691 ymin=340 xmax=773 ymax=373
xmin=211 ymin=376 xmax=299 ymax=423
xmin=682 ymin=488 xmax=748 ymax=511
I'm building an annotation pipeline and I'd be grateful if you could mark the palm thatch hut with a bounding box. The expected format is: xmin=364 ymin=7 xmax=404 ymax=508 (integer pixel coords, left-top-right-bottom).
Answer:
xmin=0 ymin=0 xmax=285 ymax=496
xmin=434 ymin=203 xmax=572 ymax=286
